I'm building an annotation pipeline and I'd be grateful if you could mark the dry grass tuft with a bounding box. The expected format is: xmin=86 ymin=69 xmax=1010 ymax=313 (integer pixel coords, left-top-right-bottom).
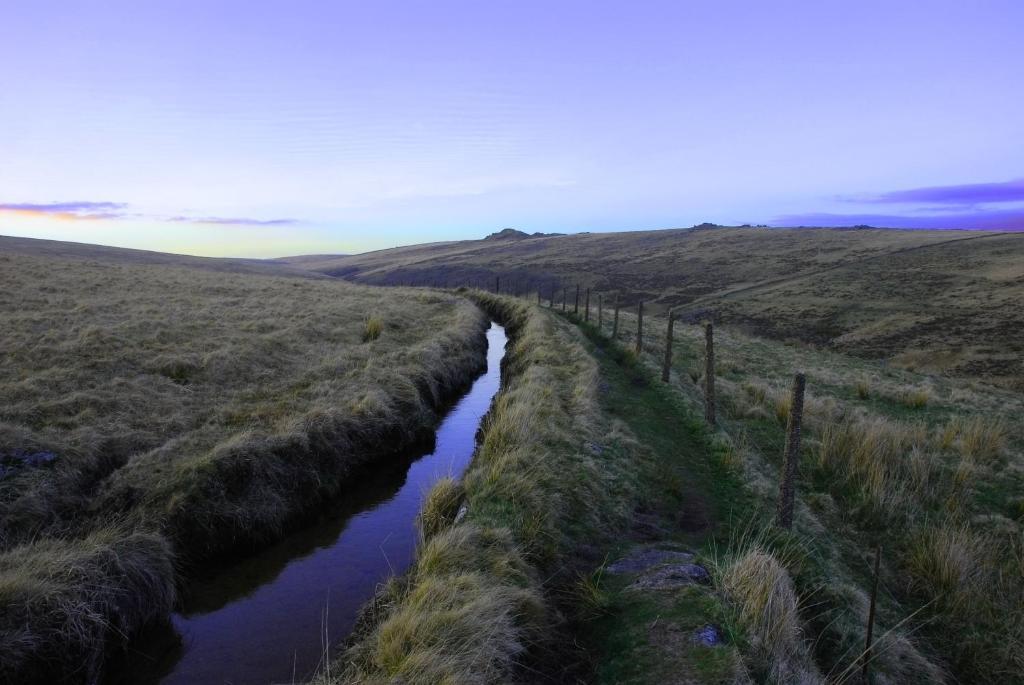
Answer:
xmin=721 ymin=548 xmax=800 ymax=660
xmin=854 ymin=377 xmax=871 ymax=400
xmin=774 ymin=392 xmax=792 ymax=426
xmin=713 ymin=540 xmax=822 ymax=683
xmin=363 ymin=316 xmax=384 ymax=342
xmin=955 ymin=416 xmax=1007 ymax=463
xmin=0 ymin=527 xmax=175 ymax=682
xmin=335 ymin=525 xmax=545 ymax=684
xmin=418 ymin=477 xmax=465 ymax=540
xmin=817 ymin=416 xmax=933 ymax=517
xmin=898 ymin=386 xmax=933 ymax=409
xmin=906 ymin=522 xmax=994 ymax=612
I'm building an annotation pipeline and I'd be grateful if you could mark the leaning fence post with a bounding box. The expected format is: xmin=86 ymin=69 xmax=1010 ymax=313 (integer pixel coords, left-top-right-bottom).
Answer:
xmin=635 ymin=301 xmax=644 ymax=354
xmin=863 ymin=544 xmax=881 ymax=682
xmin=704 ymin=322 xmax=716 ymax=425
xmin=598 ymin=294 xmax=603 ymax=329
xmin=776 ymin=372 xmax=806 ymax=529
xmin=584 ymin=288 xmax=591 ymax=322
xmin=612 ymin=299 xmax=620 ymax=339
xmin=574 ymin=284 xmax=580 ymax=314
xmin=662 ymin=309 xmax=675 ymax=382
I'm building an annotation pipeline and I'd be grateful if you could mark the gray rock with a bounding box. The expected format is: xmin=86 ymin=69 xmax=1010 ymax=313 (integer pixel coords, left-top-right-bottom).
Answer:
xmin=627 ymin=563 xmax=712 ymax=591
xmin=607 ymin=547 xmax=694 ymax=574
xmin=692 ymin=624 xmax=724 ymax=646
xmin=0 ymin=450 xmax=58 ymax=479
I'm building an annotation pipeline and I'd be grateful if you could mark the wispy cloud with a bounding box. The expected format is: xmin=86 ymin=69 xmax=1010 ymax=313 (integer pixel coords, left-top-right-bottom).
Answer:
xmin=0 ymin=201 xmax=128 ymax=221
xmin=167 ymin=216 xmax=299 ymax=226
xmin=773 ymin=209 xmax=1024 ymax=231
xmin=846 ymin=178 xmax=1024 ymax=206
xmin=0 ymin=200 xmax=299 ymax=227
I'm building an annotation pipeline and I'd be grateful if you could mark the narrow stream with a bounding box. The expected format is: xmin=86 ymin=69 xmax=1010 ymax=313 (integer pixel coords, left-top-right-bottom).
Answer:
xmin=114 ymin=322 xmax=506 ymax=685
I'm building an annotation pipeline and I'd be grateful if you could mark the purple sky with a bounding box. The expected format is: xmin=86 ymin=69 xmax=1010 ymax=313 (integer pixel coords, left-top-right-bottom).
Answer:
xmin=1 ymin=1 xmax=1022 ymax=256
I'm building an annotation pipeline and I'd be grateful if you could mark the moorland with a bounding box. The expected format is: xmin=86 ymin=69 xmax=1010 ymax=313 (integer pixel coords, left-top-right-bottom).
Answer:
xmin=0 ymin=238 xmax=487 ymax=681
xmin=2 ymin=228 xmax=1022 ymax=685
xmin=286 ymin=226 xmax=1024 ymax=388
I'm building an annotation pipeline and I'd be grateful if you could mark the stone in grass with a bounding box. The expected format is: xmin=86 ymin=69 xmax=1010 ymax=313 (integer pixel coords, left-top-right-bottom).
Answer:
xmin=692 ymin=624 xmax=724 ymax=646
xmin=0 ymin=450 xmax=58 ymax=480
xmin=607 ymin=547 xmax=695 ymax=574
xmin=627 ymin=563 xmax=712 ymax=591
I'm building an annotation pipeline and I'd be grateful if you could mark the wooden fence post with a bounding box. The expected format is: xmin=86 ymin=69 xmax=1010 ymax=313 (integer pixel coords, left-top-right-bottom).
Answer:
xmin=562 ymin=288 xmax=567 ymax=312
xmin=584 ymin=288 xmax=591 ymax=322
xmin=704 ymin=322 xmax=716 ymax=426
xmin=549 ymin=286 xmax=555 ymax=308
xmin=776 ymin=372 xmax=806 ymax=529
xmin=662 ymin=309 xmax=675 ymax=382
xmin=537 ymin=290 xmax=541 ymax=306
xmin=574 ymin=284 xmax=580 ymax=314
xmin=863 ymin=544 xmax=881 ymax=682
xmin=635 ymin=301 xmax=644 ymax=354
xmin=495 ymin=276 xmax=500 ymax=294
xmin=598 ymin=294 xmax=603 ymax=329
xmin=612 ymin=299 xmax=620 ymax=339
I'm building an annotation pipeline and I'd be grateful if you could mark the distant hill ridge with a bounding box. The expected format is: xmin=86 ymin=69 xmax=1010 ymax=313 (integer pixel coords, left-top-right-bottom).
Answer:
xmin=483 ymin=228 xmax=565 ymax=241
xmin=278 ymin=225 xmax=1024 ymax=386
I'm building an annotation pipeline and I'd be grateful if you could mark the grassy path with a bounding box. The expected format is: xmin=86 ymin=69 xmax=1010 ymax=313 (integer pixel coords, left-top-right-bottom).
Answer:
xmin=567 ymin=317 xmax=752 ymax=684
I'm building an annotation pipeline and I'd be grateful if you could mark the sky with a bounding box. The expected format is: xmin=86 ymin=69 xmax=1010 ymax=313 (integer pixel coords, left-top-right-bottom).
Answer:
xmin=1 ymin=1 xmax=1022 ymax=257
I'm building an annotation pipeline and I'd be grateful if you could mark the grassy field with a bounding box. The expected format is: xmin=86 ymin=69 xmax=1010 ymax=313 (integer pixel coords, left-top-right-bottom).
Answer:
xmin=282 ymin=226 xmax=1024 ymax=387
xmin=600 ymin=304 xmax=1024 ymax=683
xmin=0 ymin=244 xmax=489 ymax=682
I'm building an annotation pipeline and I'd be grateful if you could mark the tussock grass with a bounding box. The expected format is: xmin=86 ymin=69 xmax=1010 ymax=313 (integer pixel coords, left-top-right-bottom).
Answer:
xmin=906 ymin=522 xmax=993 ymax=612
xmin=816 ymin=417 xmax=932 ymax=518
xmin=418 ymin=477 xmax=464 ymax=540
xmin=573 ymin=560 xmax=613 ymax=621
xmin=709 ymin=523 xmax=822 ymax=683
xmin=897 ymin=386 xmax=932 ymax=409
xmin=335 ymin=525 xmax=546 ymax=684
xmin=0 ymin=527 xmax=175 ymax=683
xmin=721 ymin=548 xmax=801 ymax=662
xmin=362 ymin=316 xmax=383 ymax=342
xmin=773 ymin=392 xmax=793 ymax=426
xmin=953 ymin=415 xmax=1007 ymax=463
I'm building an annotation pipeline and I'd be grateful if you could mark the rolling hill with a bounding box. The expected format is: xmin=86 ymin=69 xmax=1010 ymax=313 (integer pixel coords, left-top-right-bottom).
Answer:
xmin=283 ymin=226 xmax=1024 ymax=386
xmin=0 ymin=234 xmax=329 ymax=280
